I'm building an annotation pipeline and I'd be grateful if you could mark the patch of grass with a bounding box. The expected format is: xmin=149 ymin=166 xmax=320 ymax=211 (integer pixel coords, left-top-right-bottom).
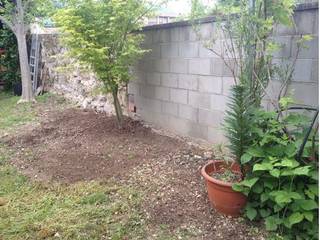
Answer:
xmin=0 ymin=165 xmax=146 ymax=240
xmin=0 ymin=92 xmax=36 ymax=130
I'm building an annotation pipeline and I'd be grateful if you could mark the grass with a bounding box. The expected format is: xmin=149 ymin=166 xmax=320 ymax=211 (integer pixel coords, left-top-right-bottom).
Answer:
xmin=0 ymin=93 xmax=196 ymax=240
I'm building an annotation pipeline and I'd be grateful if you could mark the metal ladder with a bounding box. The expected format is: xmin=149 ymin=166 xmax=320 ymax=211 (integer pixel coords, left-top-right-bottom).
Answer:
xmin=29 ymin=34 xmax=40 ymax=92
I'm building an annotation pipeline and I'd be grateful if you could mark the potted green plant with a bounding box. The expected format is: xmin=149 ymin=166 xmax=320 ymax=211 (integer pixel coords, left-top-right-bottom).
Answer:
xmin=201 ymin=85 xmax=252 ymax=216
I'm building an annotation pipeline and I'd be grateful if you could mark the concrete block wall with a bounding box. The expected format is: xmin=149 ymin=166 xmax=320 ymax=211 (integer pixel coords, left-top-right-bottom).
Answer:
xmin=129 ymin=3 xmax=319 ymax=143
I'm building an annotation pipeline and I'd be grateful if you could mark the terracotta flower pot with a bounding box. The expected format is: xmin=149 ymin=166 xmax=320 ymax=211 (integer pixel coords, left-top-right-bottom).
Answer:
xmin=201 ymin=160 xmax=247 ymax=217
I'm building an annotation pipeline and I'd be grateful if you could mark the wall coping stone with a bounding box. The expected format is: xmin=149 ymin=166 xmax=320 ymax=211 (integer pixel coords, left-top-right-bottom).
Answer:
xmin=142 ymin=2 xmax=319 ymax=31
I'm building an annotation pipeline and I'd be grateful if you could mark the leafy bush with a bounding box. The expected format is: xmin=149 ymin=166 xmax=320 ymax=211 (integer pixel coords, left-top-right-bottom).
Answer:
xmin=0 ymin=26 xmax=20 ymax=91
xmin=233 ymin=108 xmax=318 ymax=239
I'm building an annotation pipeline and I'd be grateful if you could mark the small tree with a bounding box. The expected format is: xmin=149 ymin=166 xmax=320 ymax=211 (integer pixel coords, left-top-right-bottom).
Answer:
xmin=54 ymin=0 xmax=159 ymax=127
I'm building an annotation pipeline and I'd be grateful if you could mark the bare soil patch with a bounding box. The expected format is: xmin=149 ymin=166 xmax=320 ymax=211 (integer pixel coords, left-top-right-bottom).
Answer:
xmin=4 ymin=106 xmax=265 ymax=239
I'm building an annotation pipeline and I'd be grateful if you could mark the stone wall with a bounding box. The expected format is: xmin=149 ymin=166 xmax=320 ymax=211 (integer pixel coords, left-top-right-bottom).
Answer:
xmin=128 ymin=3 xmax=319 ymax=143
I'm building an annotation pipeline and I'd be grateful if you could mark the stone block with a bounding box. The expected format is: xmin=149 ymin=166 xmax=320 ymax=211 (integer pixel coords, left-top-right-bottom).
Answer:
xmin=128 ymin=82 xmax=140 ymax=95
xmin=154 ymin=59 xmax=170 ymax=72
xmin=162 ymin=101 xmax=179 ymax=116
xmin=272 ymin=36 xmax=292 ymax=58
xmin=171 ymin=59 xmax=188 ymax=74
xmin=188 ymin=58 xmax=211 ymax=75
xmin=179 ymin=26 xmax=199 ymax=42
xmin=131 ymin=70 xmax=146 ymax=83
xmin=178 ymin=104 xmax=198 ymax=122
xmin=199 ymin=40 xmax=222 ymax=58
xmin=292 ymin=59 xmax=313 ymax=82
xmin=289 ymin=82 xmax=318 ymax=107
xmin=148 ymin=44 xmax=161 ymax=59
xmin=211 ymin=58 xmax=224 ymax=76
xmin=198 ymin=109 xmax=224 ymax=128
xmin=140 ymin=85 xmax=155 ymax=99
xmin=146 ymin=72 xmax=161 ymax=85
xmin=170 ymin=27 xmax=180 ymax=42
xmin=161 ymin=43 xmax=179 ymax=58
xmin=198 ymin=76 xmax=222 ymax=94
xmin=170 ymin=88 xmax=188 ymax=104
xmin=291 ymin=35 xmax=318 ymax=59
xmin=161 ymin=73 xmax=178 ymax=87
xmin=207 ymin=127 xmax=227 ymax=143
xmin=188 ymin=91 xmax=211 ymax=109
xmin=198 ymin=23 xmax=214 ymax=40
xmin=179 ymin=42 xmax=199 ymax=58
xmin=222 ymin=77 xmax=236 ymax=95
xmin=294 ymin=10 xmax=317 ymax=35
xmin=178 ymin=74 xmax=198 ymax=90
xmin=211 ymin=94 xmax=228 ymax=111
xmin=155 ymin=86 xmax=170 ymax=101
xmin=142 ymin=31 xmax=153 ymax=45
xmin=311 ymin=60 xmax=319 ymax=83
xmin=153 ymin=29 xmax=171 ymax=43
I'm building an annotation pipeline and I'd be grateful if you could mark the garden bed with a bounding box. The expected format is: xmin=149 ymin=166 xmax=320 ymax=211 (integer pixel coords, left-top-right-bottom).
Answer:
xmin=0 ymin=93 xmax=265 ymax=239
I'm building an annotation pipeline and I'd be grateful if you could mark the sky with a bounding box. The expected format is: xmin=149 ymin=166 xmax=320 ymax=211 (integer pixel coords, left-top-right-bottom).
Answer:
xmin=160 ymin=0 xmax=216 ymax=16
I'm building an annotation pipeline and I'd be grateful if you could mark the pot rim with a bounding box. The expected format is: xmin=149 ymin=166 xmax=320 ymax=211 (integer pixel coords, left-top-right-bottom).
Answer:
xmin=201 ymin=160 xmax=241 ymax=187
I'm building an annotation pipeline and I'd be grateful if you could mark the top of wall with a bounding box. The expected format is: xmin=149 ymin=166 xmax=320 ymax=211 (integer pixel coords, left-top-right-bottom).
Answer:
xmin=142 ymin=2 xmax=319 ymax=31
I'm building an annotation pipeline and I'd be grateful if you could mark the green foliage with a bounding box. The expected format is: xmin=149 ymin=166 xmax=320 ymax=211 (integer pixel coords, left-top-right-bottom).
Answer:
xmin=233 ymin=108 xmax=319 ymax=239
xmin=224 ymin=85 xmax=253 ymax=171
xmin=0 ymin=26 xmax=20 ymax=90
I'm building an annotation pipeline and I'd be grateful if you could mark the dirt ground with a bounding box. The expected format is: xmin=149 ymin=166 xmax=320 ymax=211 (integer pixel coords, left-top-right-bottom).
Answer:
xmin=2 ymin=103 xmax=265 ymax=239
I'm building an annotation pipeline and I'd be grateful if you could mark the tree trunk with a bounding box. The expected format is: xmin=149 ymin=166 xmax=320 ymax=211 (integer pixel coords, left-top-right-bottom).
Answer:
xmin=16 ymin=28 xmax=34 ymax=103
xmin=112 ymin=87 xmax=124 ymax=128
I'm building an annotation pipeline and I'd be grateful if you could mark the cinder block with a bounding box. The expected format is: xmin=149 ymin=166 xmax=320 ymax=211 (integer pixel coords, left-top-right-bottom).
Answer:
xmin=153 ymin=29 xmax=171 ymax=43
xmin=170 ymin=88 xmax=188 ymax=104
xmin=222 ymin=59 xmax=238 ymax=77
xmin=188 ymin=58 xmax=211 ymax=75
xmin=292 ymin=59 xmax=313 ymax=82
xmin=288 ymin=82 xmax=318 ymax=107
xmin=155 ymin=86 xmax=170 ymax=101
xmin=188 ymin=91 xmax=211 ymax=109
xmin=179 ymin=26 xmax=199 ymax=42
xmin=148 ymin=44 xmax=161 ymax=59
xmin=188 ymin=123 xmax=208 ymax=140
xmin=211 ymin=58 xmax=224 ymax=76
xmin=211 ymin=94 xmax=228 ymax=111
xmin=179 ymin=104 xmax=198 ymax=122
xmin=161 ymin=43 xmax=179 ymax=58
xmin=198 ymin=109 xmax=224 ymax=128
xmin=136 ymin=97 xmax=162 ymax=113
xmin=198 ymin=23 xmax=214 ymax=40
xmin=291 ymin=35 xmax=318 ymax=59
xmin=170 ymin=27 xmax=180 ymax=42
xmin=143 ymin=31 xmax=153 ymax=45
xmin=154 ymin=59 xmax=170 ymax=72
xmin=207 ymin=127 xmax=227 ymax=143
xmin=137 ymin=60 xmax=154 ymax=72
xmin=171 ymin=59 xmax=188 ymax=74
xmin=311 ymin=60 xmax=319 ymax=83
xmin=199 ymin=40 xmax=222 ymax=58
xmin=294 ymin=10 xmax=317 ymax=35
xmin=146 ymin=72 xmax=161 ymax=85
xmin=179 ymin=42 xmax=199 ymax=58
xmin=131 ymin=70 xmax=146 ymax=83
xmin=222 ymin=77 xmax=236 ymax=95
xmin=140 ymin=85 xmax=155 ymax=99
xmin=198 ymin=76 xmax=222 ymax=94
xmin=178 ymin=74 xmax=198 ymax=90
xmin=161 ymin=73 xmax=178 ymax=87
xmin=128 ymin=82 xmax=140 ymax=95
xmin=272 ymin=36 xmax=292 ymax=58
xmin=162 ymin=101 xmax=179 ymax=116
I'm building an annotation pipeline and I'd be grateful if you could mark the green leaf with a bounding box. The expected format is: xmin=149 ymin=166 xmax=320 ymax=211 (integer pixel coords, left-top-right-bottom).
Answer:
xmin=288 ymin=212 xmax=304 ymax=225
xmin=296 ymin=200 xmax=318 ymax=211
xmin=253 ymin=162 xmax=273 ymax=171
xmin=303 ymin=211 xmax=314 ymax=222
xmin=240 ymin=153 xmax=252 ymax=164
xmin=270 ymin=169 xmax=280 ymax=178
xmin=245 ymin=205 xmax=257 ymax=221
xmin=259 ymin=209 xmax=271 ymax=218
xmin=265 ymin=216 xmax=281 ymax=231
xmin=274 ymin=158 xmax=299 ymax=168
xmin=293 ymin=166 xmax=311 ymax=176
xmin=247 ymin=147 xmax=265 ymax=157
xmin=240 ymin=177 xmax=259 ymax=188
xmin=261 ymin=192 xmax=269 ymax=202
xmin=252 ymin=182 xmax=263 ymax=194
